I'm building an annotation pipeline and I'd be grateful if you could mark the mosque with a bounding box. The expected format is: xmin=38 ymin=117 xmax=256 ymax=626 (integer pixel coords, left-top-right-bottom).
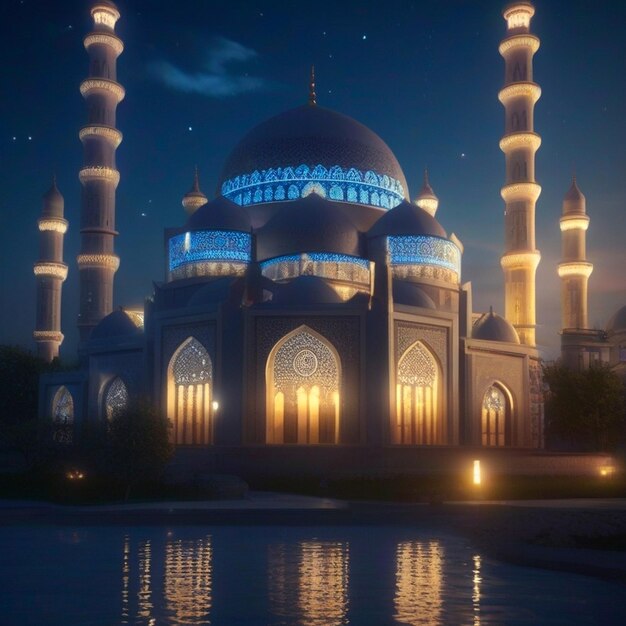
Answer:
xmin=34 ymin=1 xmax=625 ymax=474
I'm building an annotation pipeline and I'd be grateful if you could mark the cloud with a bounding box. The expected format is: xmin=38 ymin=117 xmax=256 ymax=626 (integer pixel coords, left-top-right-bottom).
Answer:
xmin=149 ymin=37 xmax=268 ymax=97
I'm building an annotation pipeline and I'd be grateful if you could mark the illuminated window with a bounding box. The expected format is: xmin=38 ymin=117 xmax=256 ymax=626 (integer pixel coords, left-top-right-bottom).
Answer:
xmin=395 ymin=341 xmax=442 ymax=444
xmin=52 ymin=386 xmax=74 ymax=444
xmin=104 ymin=376 xmax=128 ymax=421
xmin=220 ymin=163 xmax=405 ymax=209
xmin=266 ymin=327 xmax=341 ymax=444
xmin=481 ymin=384 xmax=510 ymax=447
xmin=167 ymin=337 xmax=214 ymax=445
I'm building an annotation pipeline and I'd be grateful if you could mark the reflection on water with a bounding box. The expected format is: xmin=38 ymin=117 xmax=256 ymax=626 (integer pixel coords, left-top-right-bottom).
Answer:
xmin=394 ymin=540 xmax=444 ymax=625
xmin=164 ymin=536 xmax=212 ymax=625
xmin=3 ymin=525 xmax=625 ymax=625
xmin=269 ymin=541 xmax=349 ymax=626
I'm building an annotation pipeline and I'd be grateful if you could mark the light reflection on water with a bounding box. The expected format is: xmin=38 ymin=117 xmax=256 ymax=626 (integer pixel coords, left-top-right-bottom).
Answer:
xmin=1 ymin=525 xmax=625 ymax=625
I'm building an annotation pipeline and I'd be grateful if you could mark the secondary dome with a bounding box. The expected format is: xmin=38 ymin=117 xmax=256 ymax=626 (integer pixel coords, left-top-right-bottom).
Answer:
xmin=607 ymin=305 xmax=626 ymax=334
xmin=368 ymin=201 xmax=447 ymax=239
xmin=91 ymin=308 xmax=144 ymax=341
xmin=218 ymin=104 xmax=408 ymax=211
xmin=472 ymin=310 xmax=520 ymax=344
xmin=185 ymin=196 xmax=251 ymax=232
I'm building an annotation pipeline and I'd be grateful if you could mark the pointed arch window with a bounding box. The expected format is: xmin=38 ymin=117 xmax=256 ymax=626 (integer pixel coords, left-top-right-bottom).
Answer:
xmin=52 ymin=386 xmax=74 ymax=444
xmin=266 ymin=327 xmax=341 ymax=444
xmin=167 ymin=337 xmax=214 ymax=445
xmin=481 ymin=384 xmax=510 ymax=447
xmin=395 ymin=341 xmax=442 ymax=444
xmin=104 ymin=377 xmax=129 ymax=421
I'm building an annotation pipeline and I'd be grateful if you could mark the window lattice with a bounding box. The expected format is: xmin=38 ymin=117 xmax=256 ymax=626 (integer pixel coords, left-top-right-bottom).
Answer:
xmin=221 ymin=163 xmax=405 ymax=210
xmin=388 ymin=236 xmax=461 ymax=275
xmin=483 ymin=385 xmax=505 ymax=411
xmin=105 ymin=377 xmax=129 ymax=421
xmin=173 ymin=338 xmax=212 ymax=385
xmin=397 ymin=342 xmax=436 ymax=387
xmin=273 ymin=331 xmax=339 ymax=394
xmin=52 ymin=386 xmax=74 ymax=444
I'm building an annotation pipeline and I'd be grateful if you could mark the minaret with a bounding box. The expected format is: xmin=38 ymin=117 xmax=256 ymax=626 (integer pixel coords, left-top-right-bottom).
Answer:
xmin=414 ymin=169 xmax=439 ymax=217
xmin=77 ymin=1 xmax=124 ymax=340
xmin=33 ymin=179 xmax=68 ymax=362
xmin=498 ymin=2 xmax=541 ymax=346
xmin=182 ymin=167 xmax=208 ymax=215
xmin=558 ymin=177 xmax=592 ymax=329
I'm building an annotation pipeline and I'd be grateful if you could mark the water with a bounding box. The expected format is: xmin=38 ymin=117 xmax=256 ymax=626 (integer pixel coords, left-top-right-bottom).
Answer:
xmin=0 ymin=524 xmax=623 ymax=625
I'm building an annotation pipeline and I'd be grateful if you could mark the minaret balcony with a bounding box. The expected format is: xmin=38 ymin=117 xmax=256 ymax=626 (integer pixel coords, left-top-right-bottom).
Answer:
xmin=79 ymin=166 xmax=120 ymax=188
xmin=500 ymin=182 xmax=541 ymax=203
xmin=499 ymin=132 xmax=541 ymax=153
xmin=499 ymin=34 xmax=540 ymax=56
xmin=77 ymin=253 xmax=120 ymax=272
xmin=500 ymin=251 xmax=541 ymax=271
xmin=557 ymin=262 xmax=593 ymax=278
xmin=560 ymin=216 xmax=590 ymax=232
xmin=498 ymin=82 xmax=541 ymax=105
xmin=33 ymin=262 xmax=68 ymax=281
xmin=80 ymin=78 xmax=125 ymax=103
xmin=38 ymin=218 xmax=68 ymax=234
xmin=84 ymin=32 xmax=124 ymax=56
xmin=79 ymin=125 xmax=123 ymax=148
xmin=33 ymin=330 xmax=64 ymax=343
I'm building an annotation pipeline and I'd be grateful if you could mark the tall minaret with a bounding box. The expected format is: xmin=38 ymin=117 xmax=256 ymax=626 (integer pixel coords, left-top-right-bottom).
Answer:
xmin=33 ymin=179 xmax=68 ymax=362
xmin=414 ymin=169 xmax=439 ymax=217
xmin=77 ymin=1 xmax=124 ymax=340
xmin=182 ymin=168 xmax=208 ymax=215
xmin=498 ymin=2 xmax=541 ymax=346
xmin=558 ymin=177 xmax=592 ymax=329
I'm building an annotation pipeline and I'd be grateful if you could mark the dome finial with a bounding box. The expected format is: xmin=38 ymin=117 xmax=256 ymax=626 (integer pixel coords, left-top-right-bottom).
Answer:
xmin=489 ymin=304 xmax=494 ymax=315
xmin=193 ymin=165 xmax=200 ymax=192
xmin=309 ymin=65 xmax=317 ymax=106
xmin=423 ymin=168 xmax=429 ymax=186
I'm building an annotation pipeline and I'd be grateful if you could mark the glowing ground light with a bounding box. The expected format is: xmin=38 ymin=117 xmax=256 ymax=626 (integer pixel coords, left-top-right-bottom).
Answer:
xmin=212 ymin=401 xmax=219 ymax=412
xmin=473 ymin=460 xmax=481 ymax=485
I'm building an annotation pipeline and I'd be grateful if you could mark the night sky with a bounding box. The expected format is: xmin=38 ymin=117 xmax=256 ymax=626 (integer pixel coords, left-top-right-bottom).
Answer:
xmin=1 ymin=0 xmax=625 ymax=360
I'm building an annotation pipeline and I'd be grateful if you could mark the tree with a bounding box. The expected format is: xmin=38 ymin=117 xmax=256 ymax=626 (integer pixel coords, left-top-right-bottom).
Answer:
xmin=106 ymin=398 xmax=173 ymax=500
xmin=543 ymin=362 xmax=626 ymax=452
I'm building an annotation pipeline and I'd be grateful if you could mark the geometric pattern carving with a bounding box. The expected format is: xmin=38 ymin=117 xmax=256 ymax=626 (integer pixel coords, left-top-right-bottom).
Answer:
xmin=398 ymin=342 xmax=436 ymax=387
xmin=104 ymin=376 xmax=128 ymax=421
xmin=172 ymin=338 xmax=212 ymax=385
xmin=52 ymin=386 xmax=74 ymax=444
xmin=388 ymin=235 xmax=461 ymax=284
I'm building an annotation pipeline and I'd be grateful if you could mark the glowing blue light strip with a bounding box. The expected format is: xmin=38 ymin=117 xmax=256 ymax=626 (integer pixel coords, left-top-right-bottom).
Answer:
xmin=221 ymin=164 xmax=405 ymax=210
xmin=259 ymin=252 xmax=370 ymax=270
xmin=169 ymin=230 xmax=251 ymax=272
xmin=388 ymin=235 xmax=461 ymax=273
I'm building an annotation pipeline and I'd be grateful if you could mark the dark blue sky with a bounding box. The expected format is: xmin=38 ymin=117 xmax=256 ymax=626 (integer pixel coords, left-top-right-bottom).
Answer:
xmin=1 ymin=0 xmax=625 ymax=360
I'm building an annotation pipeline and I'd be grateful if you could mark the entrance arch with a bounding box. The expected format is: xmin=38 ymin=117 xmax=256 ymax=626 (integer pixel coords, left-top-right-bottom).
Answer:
xmin=481 ymin=383 xmax=512 ymax=447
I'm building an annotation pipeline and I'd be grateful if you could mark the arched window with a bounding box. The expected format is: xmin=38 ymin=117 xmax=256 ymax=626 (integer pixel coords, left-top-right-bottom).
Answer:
xmin=481 ymin=384 xmax=510 ymax=447
xmin=52 ymin=386 xmax=74 ymax=444
xmin=395 ymin=341 xmax=442 ymax=445
xmin=167 ymin=337 xmax=214 ymax=445
xmin=266 ymin=327 xmax=341 ymax=444
xmin=104 ymin=377 xmax=128 ymax=421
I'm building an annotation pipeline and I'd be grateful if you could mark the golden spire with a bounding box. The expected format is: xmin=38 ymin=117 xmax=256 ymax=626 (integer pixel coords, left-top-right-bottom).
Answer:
xmin=309 ymin=65 xmax=317 ymax=105
xmin=193 ymin=164 xmax=200 ymax=192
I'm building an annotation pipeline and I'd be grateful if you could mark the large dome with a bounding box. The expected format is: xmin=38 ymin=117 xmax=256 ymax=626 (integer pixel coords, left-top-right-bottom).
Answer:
xmin=218 ymin=104 xmax=408 ymax=212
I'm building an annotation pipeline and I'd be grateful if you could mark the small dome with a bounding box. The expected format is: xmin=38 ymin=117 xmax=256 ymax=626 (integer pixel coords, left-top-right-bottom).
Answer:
xmin=182 ymin=168 xmax=208 ymax=216
xmin=368 ymin=200 xmax=447 ymax=239
xmin=562 ymin=176 xmax=586 ymax=215
xmin=256 ymin=194 xmax=361 ymax=260
xmin=185 ymin=196 xmax=252 ymax=232
xmin=393 ymin=281 xmax=437 ymax=309
xmin=414 ymin=170 xmax=439 ymax=217
xmin=472 ymin=310 xmax=520 ymax=344
xmin=607 ymin=305 xmax=626 ymax=334
xmin=270 ymin=275 xmax=344 ymax=305
xmin=91 ymin=308 xmax=144 ymax=341
xmin=187 ymin=277 xmax=243 ymax=307
xmin=42 ymin=178 xmax=64 ymax=218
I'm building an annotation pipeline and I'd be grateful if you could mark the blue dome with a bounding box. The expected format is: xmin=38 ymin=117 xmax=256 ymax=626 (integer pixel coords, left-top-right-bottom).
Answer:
xmin=185 ymin=196 xmax=251 ymax=232
xmin=270 ymin=275 xmax=344 ymax=305
xmin=368 ymin=200 xmax=447 ymax=239
xmin=91 ymin=309 xmax=143 ymax=341
xmin=218 ymin=104 xmax=408 ymax=211
xmin=472 ymin=311 xmax=520 ymax=344
xmin=393 ymin=281 xmax=437 ymax=309
xmin=256 ymin=193 xmax=361 ymax=260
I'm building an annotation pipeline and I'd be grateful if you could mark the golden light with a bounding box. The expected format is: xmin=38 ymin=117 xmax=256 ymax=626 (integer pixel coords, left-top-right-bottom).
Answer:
xmin=211 ymin=401 xmax=219 ymax=412
xmin=66 ymin=470 xmax=85 ymax=480
xmin=472 ymin=460 xmax=481 ymax=486
xmin=599 ymin=466 xmax=615 ymax=478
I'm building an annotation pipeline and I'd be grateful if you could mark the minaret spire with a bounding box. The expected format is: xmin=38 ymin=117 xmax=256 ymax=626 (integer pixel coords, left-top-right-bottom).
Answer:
xmin=182 ymin=166 xmax=208 ymax=215
xmin=34 ymin=178 xmax=68 ymax=362
xmin=77 ymin=1 xmax=124 ymax=340
xmin=414 ymin=168 xmax=439 ymax=216
xmin=498 ymin=1 xmax=541 ymax=346
xmin=309 ymin=65 xmax=317 ymax=105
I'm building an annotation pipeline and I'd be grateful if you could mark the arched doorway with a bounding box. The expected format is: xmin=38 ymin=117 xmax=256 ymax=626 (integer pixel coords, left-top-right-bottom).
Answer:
xmin=481 ymin=384 xmax=511 ymax=446
xmin=395 ymin=341 xmax=443 ymax=444
xmin=103 ymin=376 xmax=128 ymax=421
xmin=266 ymin=326 xmax=341 ymax=444
xmin=52 ymin=386 xmax=74 ymax=444
xmin=167 ymin=337 xmax=214 ymax=445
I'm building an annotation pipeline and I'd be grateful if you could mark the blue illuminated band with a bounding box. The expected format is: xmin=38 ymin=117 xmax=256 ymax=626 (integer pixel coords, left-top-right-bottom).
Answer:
xmin=221 ymin=164 xmax=405 ymax=210
xmin=387 ymin=235 xmax=461 ymax=283
xmin=168 ymin=230 xmax=251 ymax=280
